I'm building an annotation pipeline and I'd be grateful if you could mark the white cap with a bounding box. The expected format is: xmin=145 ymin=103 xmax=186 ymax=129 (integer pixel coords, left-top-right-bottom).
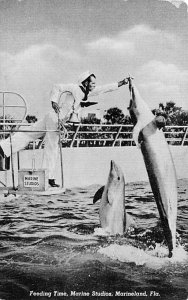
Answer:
xmin=78 ymin=70 xmax=95 ymax=85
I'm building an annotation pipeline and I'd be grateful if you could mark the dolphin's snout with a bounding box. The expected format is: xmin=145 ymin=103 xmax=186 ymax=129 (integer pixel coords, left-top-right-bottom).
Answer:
xmin=110 ymin=160 xmax=123 ymax=181
xmin=110 ymin=160 xmax=115 ymax=170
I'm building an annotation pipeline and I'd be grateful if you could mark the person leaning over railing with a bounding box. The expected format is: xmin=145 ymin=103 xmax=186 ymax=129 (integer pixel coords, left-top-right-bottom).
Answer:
xmin=0 ymin=71 xmax=128 ymax=187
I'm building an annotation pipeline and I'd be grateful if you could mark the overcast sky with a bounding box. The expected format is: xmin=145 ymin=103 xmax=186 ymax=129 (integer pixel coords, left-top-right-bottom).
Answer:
xmin=0 ymin=0 xmax=188 ymax=118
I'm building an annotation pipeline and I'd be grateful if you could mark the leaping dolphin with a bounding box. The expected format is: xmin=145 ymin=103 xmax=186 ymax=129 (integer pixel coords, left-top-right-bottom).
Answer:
xmin=93 ymin=160 xmax=126 ymax=235
xmin=127 ymin=79 xmax=177 ymax=257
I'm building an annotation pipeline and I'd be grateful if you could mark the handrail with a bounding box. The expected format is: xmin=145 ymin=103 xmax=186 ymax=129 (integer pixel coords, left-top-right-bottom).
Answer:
xmin=181 ymin=127 xmax=188 ymax=146
xmin=0 ymin=92 xmax=28 ymax=137
xmin=0 ymin=92 xmax=27 ymax=119
xmin=0 ymin=123 xmax=188 ymax=147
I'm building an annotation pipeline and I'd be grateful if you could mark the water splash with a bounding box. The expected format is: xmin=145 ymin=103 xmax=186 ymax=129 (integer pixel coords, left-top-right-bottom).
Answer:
xmin=94 ymin=227 xmax=112 ymax=236
xmin=98 ymin=243 xmax=188 ymax=269
xmin=146 ymin=243 xmax=187 ymax=260
xmin=0 ymin=194 xmax=20 ymax=202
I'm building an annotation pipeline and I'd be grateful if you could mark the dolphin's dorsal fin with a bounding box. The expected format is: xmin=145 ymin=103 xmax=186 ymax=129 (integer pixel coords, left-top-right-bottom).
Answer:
xmin=93 ymin=186 xmax=105 ymax=204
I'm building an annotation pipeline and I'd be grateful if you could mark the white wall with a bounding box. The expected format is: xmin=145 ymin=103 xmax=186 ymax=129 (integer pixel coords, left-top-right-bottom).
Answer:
xmin=15 ymin=146 xmax=188 ymax=188
xmin=1 ymin=146 xmax=188 ymax=189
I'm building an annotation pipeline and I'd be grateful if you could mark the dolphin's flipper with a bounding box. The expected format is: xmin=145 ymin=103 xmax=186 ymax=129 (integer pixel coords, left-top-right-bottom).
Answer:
xmin=93 ymin=186 xmax=105 ymax=204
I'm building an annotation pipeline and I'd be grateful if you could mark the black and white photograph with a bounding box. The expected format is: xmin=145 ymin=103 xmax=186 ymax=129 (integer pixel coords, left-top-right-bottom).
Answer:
xmin=0 ymin=0 xmax=188 ymax=299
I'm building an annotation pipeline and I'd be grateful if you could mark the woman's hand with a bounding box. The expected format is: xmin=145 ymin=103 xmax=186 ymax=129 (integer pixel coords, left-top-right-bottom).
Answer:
xmin=118 ymin=78 xmax=129 ymax=87
xmin=52 ymin=101 xmax=60 ymax=114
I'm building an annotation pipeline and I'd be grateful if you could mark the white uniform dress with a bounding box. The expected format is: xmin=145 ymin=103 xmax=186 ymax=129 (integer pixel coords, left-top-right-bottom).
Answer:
xmin=0 ymin=82 xmax=118 ymax=179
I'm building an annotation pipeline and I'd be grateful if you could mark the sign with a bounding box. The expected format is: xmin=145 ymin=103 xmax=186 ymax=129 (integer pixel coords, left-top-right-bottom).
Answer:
xmin=24 ymin=175 xmax=40 ymax=187
xmin=18 ymin=169 xmax=48 ymax=191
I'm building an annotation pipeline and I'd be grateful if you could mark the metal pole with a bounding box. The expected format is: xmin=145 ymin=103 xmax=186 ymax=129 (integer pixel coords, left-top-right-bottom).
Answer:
xmin=2 ymin=93 xmax=5 ymax=140
xmin=181 ymin=127 xmax=188 ymax=146
xmin=17 ymin=152 xmax=20 ymax=170
xmin=57 ymin=113 xmax=64 ymax=188
xmin=10 ymin=133 xmax=16 ymax=190
xmin=112 ymin=126 xmax=122 ymax=147
xmin=70 ymin=124 xmax=80 ymax=147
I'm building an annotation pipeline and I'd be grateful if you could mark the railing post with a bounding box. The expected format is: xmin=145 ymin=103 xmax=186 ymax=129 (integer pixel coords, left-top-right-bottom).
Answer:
xmin=70 ymin=124 xmax=80 ymax=147
xmin=3 ymin=93 xmax=5 ymax=140
xmin=112 ymin=125 xmax=122 ymax=147
xmin=181 ymin=127 xmax=188 ymax=146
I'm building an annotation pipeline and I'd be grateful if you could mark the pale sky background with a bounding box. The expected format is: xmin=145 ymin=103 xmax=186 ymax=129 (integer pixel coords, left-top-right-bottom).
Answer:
xmin=0 ymin=0 xmax=188 ymax=118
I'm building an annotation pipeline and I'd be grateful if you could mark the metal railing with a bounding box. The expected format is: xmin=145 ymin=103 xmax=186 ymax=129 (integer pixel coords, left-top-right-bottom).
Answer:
xmin=0 ymin=91 xmax=187 ymax=147
xmin=0 ymin=122 xmax=188 ymax=148
xmin=0 ymin=92 xmax=27 ymax=140
xmin=62 ymin=124 xmax=188 ymax=147
xmin=63 ymin=124 xmax=134 ymax=147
